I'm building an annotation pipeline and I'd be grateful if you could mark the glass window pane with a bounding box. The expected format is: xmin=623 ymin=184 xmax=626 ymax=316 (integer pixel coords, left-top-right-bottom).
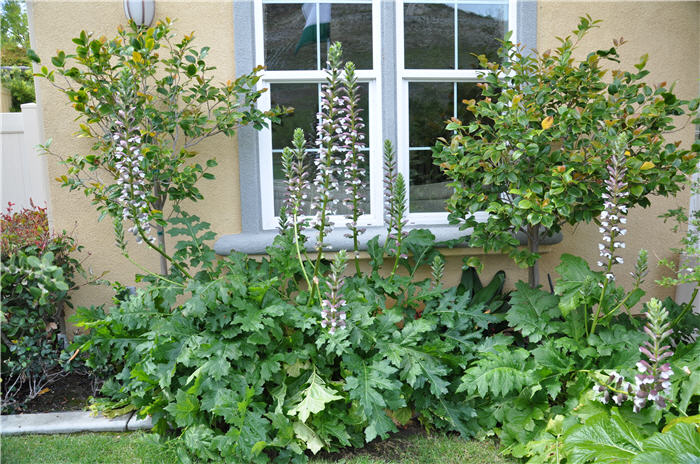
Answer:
xmin=409 ymin=82 xmax=453 ymax=148
xmin=404 ymin=3 xmax=455 ymax=69
xmin=456 ymin=82 xmax=482 ymax=125
xmin=457 ymin=2 xmax=508 ymax=69
xmin=409 ymin=149 xmax=450 ymax=213
xmin=271 ymin=83 xmax=320 ymax=150
xmin=319 ymin=3 xmax=373 ymax=70
xmin=264 ymin=3 xmax=318 ymax=70
xmin=271 ymin=83 xmax=371 ymax=216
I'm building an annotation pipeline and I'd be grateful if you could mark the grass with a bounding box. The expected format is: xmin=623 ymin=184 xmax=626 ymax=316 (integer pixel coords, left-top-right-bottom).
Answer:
xmin=1 ymin=430 xmax=514 ymax=464
xmin=1 ymin=432 xmax=177 ymax=464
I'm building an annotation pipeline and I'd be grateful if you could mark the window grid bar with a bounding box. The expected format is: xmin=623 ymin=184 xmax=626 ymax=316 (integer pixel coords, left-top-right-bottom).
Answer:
xmin=315 ymin=2 xmax=321 ymax=70
xmin=262 ymin=0 xmax=372 ymax=3
xmin=271 ymin=148 xmax=371 ymax=153
xmin=453 ymin=1 xmax=458 ymax=70
xmin=260 ymin=70 xmax=378 ymax=81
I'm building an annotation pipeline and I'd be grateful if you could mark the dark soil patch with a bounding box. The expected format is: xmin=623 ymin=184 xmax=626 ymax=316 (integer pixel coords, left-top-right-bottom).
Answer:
xmin=314 ymin=423 xmax=425 ymax=462
xmin=14 ymin=372 xmax=99 ymax=414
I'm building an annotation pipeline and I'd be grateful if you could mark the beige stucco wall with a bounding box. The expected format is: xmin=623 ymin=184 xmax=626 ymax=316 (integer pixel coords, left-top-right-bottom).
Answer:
xmin=27 ymin=1 xmax=698 ymax=330
xmin=28 ymin=1 xmax=241 ymax=326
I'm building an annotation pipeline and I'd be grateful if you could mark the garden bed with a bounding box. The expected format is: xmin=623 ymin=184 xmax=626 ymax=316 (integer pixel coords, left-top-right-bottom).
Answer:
xmin=12 ymin=372 xmax=97 ymax=414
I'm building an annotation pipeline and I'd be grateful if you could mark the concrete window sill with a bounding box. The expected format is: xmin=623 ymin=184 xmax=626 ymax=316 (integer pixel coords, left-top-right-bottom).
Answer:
xmin=214 ymin=224 xmax=563 ymax=256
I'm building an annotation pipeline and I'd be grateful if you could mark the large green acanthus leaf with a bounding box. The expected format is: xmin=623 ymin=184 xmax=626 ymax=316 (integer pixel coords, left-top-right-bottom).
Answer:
xmin=458 ymin=346 xmax=532 ymax=398
xmin=288 ymin=370 xmax=343 ymax=423
xmin=555 ymin=254 xmax=601 ymax=317
xmin=506 ymin=281 xmax=561 ymax=342
xmin=564 ymin=410 xmax=645 ymax=464
xmin=638 ymin=423 xmax=700 ymax=463
xmin=293 ymin=421 xmax=324 ymax=454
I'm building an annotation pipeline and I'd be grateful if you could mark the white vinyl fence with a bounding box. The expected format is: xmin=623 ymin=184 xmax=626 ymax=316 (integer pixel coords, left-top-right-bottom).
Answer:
xmin=676 ymin=172 xmax=700 ymax=313
xmin=1 ymin=103 xmax=50 ymax=213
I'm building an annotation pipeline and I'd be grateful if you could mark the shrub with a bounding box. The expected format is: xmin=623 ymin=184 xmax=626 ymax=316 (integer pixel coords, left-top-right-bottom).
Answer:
xmin=434 ymin=16 xmax=700 ymax=287
xmin=0 ymin=202 xmax=84 ymax=411
xmin=31 ymin=19 xmax=287 ymax=277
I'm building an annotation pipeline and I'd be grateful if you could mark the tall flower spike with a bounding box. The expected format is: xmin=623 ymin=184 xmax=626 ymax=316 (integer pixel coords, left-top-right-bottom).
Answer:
xmin=633 ymin=298 xmax=674 ymax=412
xmin=592 ymin=298 xmax=674 ymax=412
xmin=597 ymin=136 xmax=629 ymax=281
xmin=281 ymin=128 xmax=310 ymax=231
xmin=311 ymin=43 xmax=344 ymax=252
xmin=388 ymin=173 xmax=409 ymax=269
xmin=631 ymin=249 xmax=649 ymax=289
xmin=383 ymin=140 xmax=398 ymax=232
xmin=111 ymin=80 xmax=153 ymax=245
xmin=321 ymin=249 xmax=348 ymax=334
xmin=340 ymin=61 xmax=367 ymax=263
xmin=431 ymin=255 xmax=445 ymax=289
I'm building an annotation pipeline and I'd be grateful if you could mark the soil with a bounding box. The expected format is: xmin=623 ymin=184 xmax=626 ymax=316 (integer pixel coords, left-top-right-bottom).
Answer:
xmin=13 ymin=372 xmax=98 ymax=414
xmin=315 ymin=423 xmax=426 ymax=462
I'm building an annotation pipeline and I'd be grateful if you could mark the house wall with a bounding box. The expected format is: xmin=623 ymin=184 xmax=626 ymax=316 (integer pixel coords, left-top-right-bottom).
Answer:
xmin=27 ymin=1 xmax=698 ymax=331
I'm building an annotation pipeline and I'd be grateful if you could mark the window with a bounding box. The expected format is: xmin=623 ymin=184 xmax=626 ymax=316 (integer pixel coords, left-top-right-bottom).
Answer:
xmin=254 ymin=0 xmax=383 ymax=230
xmin=398 ymin=1 xmax=514 ymax=224
xmin=215 ymin=0 xmax=534 ymax=254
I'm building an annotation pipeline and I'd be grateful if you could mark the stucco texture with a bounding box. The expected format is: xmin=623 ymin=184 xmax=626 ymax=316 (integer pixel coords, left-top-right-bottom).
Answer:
xmin=28 ymin=1 xmax=240 ymax=325
xmin=27 ymin=1 xmax=698 ymax=328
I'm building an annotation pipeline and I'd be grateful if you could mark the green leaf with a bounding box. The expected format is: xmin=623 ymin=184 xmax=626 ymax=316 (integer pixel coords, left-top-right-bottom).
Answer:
xmin=555 ymin=254 xmax=600 ymax=317
xmin=164 ymin=389 xmax=200 ymax=427
xmin=633 ymin=423 xmax=700 ymax=464
xmin=564 ymin=411 xmax=645 ymax=464
xmin=343 ymin=354 xmax=403 ymax=441
xmin=293 ymin=421 xmax=324 ymax=454
xmin=506 ymin=281 xmax=561 ymax=342
xmin=678 ymin=372 xmax=700 ymax=415
xmin=288 ymin=370 xmax=343 ymax=423
xmin=458 ymin=346 xmax=532 ymax=397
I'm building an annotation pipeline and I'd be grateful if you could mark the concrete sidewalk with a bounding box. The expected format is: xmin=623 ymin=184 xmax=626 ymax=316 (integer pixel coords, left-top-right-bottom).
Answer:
xmin=0 ymin=411 xmax=152 ymax=435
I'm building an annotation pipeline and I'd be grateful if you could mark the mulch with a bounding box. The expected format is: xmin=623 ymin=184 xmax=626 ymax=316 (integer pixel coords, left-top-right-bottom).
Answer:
xmin=12 ymin=372 xmax=98 ymax=414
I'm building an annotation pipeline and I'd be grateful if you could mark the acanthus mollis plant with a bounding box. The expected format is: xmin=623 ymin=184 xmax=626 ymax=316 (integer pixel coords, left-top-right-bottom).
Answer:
xmin=382 ymin=140 xmax=409 ymax=278
xmin=320 ymin=250 xmax=348 ymax=334
xmin=592 ymin=298 xmax=674 ymax=412
xmin=340 ymin=61 xmax=367 ymax=273
xmin=32 ymin=19 xmax=286 ymax=278
xmin=282 ymin=42 xmax=369 ymax=301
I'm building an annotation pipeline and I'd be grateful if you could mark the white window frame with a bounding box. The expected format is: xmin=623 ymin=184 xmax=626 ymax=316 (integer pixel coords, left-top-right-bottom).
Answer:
xmin=252 ymin=0 xmax=517 ymax=231
xmin=254 ymin=0 xmax=384 ymax=230
xmin=397 ymin=0 xmax=517 ymax=224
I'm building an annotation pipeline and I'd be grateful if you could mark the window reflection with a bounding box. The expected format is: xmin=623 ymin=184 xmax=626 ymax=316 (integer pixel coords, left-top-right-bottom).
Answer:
xmin=264 ymin=2 xmax=373 ymax=71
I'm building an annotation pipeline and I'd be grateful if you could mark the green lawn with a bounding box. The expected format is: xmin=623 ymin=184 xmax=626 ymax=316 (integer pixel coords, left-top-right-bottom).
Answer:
xmin=1 ymin=431 xmax=513 ymax=464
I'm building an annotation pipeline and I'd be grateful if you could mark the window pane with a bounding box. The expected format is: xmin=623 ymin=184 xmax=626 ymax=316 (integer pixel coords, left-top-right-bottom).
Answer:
xmin=456 ymin=82 xmax=482 ymax=125
xmin=264 ymin=3 xmax=317 ymax=70
xmin=271 ymin=83 xmax=320 ymax=150
xmin=319 ymin=3 xmax=373 ymax=70
xmin=408 ymin=82 xmax=453 ymax=148
xmin=409 ymin=149 xmax=450 ymax=213
xmin=404 ymin=3 xmax=455 ymax=69
xmin=457 ymin=2 xmax=508 ymax=69
xmin=407 ymin=82 xmax=484 ymax=213
xmin=271 ymin=83 xmax=371 ymax=217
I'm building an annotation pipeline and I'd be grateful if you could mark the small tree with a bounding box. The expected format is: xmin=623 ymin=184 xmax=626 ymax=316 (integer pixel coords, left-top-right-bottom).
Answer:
xmin=31 ymin=19 xmax=286 ymax=278
xmin=434 ymin=16 xmax=699 ymax=288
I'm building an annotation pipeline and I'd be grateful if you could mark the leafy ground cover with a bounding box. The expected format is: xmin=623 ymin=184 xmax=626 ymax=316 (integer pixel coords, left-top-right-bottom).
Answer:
xmin=1 ymin=431 xmax=512 ymax=464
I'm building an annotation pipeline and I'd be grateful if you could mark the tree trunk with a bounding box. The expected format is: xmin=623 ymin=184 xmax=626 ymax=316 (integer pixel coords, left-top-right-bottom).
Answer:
xmin=527 ymin=224 xmax=540 ymax=288
xmin=157 ymin=224 xmax=168 ymax=275
xmin=153 ymin=181 xmax=168 ymax=276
